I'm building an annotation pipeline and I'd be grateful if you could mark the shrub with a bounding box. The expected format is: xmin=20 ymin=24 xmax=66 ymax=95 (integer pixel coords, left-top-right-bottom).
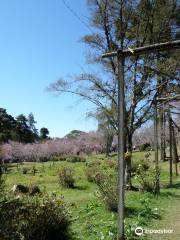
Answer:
xmin=135 ymin=162 xmax=160 ymax=194
xmin=58 ymin=167 xmax=75 ymax=188
xmin=31 ymin=166 xmax=38 ymax=176
xmin=0 ymin=194 xmax=72 ymax=240
xmin=29 ymin=185 xmax=41 ymax=195
xmin=139 ymin=143 xmax=151 ymax=151
xmin=51 ymin=155 xmax=86 ymax=163
xmin=95 ymin=173 xmax=117 ymax=211
xmin=105 ymin=159 xmax=117 ymax=169
xmin=50 ymin=155 xmax=67 ymax=162
xmin=66 ymin=155 xmax=86 ymax=163
xmin=85 ymin=166 xmax=101 ymax=182
xmin=86 ymin=159 xmax=101 ymax=167
xmin=131 ymin=159 xmax=150 ymax=176
xmin=22 ymin=167 xmax=28 ymax=174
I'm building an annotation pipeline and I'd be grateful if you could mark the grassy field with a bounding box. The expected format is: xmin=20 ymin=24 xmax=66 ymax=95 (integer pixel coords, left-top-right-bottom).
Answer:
xmin=3 ymin=152 xmax=180 ymax=240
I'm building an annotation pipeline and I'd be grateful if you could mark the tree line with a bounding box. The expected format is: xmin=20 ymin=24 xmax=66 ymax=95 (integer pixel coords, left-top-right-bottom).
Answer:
xmin=0 ymin=108 xmax=49 ymax=143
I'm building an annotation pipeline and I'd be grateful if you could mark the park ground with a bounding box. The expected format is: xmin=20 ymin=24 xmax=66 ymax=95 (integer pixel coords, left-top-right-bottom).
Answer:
xmin=4 ymin=151 xmax=180 ymax=240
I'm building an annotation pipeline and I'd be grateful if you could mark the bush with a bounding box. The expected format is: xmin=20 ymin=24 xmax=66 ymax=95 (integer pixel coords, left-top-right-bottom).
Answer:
xmin=0 ymin=194 xmax=72 ymax=240
xmin=139 ymin=143 xmax=151 ymax=151
xmin=58 ymin=167 xmax=75 ymax=188
xmin=85 ymin=166 xmax=101 ymax=182
xmin=95 ymin=173 xmax=117 ymax=211
xmin=135 ymin=162 xmax=160 ymax=194
xmin=31 ymin=166 xmax=38 ymax=176
xmin=105 ymin=159 xmax=117 ymax=169
xmin=50 ymin=155 xmax=67 ymax=162
xmin=29 ymin=185 xmax=41 ymax=195
xmin=86 ymin=159 xmax=101 ymax=167
xmin=131 ymin=159 xmax=150 ymax=176
xmin=22 ymin=167 xmax=28 ymax=174
xmin=66 ymin=155 xmax=86 ymax=163
xmin=51 ymin=155 xmax=86 ymax=163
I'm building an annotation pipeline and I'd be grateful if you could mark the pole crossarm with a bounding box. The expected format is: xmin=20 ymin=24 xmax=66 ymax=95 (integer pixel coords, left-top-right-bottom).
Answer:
xmin=102 ymin=40 xmax=180 ymax=58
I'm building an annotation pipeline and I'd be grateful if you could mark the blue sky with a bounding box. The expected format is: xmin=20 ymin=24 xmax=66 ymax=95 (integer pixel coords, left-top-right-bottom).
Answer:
xmin=0 ymin=0 xmax=98 ymax=137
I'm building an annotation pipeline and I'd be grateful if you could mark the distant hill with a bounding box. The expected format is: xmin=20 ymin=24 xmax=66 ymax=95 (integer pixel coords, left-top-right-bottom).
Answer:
xmin=64 ymin=130 xmax=86 ymax=139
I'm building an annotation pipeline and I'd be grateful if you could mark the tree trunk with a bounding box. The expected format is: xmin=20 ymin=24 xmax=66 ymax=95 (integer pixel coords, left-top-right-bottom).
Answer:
xmin=105 ymin=134 xmax=113 ymax=157
xmin=159 ymin=106 xmax=166 ymax=161
xmin=172 ymin=124 xmax=178 ymax=176
xmin=125 ymin=134 xmax=132 ymax=189
xmin=168 ymin=113 xmax=173 ymax=187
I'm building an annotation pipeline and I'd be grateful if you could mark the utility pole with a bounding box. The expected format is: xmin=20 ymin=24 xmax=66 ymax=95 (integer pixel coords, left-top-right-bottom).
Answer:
xmin=117 ymin=50 xmax=125 ymax=239
xmin=102 ymin=39 xmax=180 ymax=240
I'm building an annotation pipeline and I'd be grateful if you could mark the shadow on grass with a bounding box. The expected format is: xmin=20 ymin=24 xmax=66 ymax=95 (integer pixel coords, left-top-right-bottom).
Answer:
xmin=125 ymin=206 xmax=139 ymax=218
xmin=73 ymin=185 xmax=89 ymax=191
xmin=159 ymin=191 xmax=180 ymax=199
xmin=163 ymin=182 xmax=180 ymax=189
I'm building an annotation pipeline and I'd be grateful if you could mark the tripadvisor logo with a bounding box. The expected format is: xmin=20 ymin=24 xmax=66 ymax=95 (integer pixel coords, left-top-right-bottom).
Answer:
xmin=134 ymin=227 xmax=174 ymax=236
xmin=135 ymin=227 xmax=144 ymax=236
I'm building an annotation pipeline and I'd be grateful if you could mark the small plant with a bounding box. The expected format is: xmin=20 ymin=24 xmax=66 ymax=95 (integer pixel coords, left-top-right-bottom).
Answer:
xmin=31 ymin=166 xmax=37 ymax=176
xmin=85 ymin=166 xmax=99 ymax=182
xmin=22 ymin=167 xmax=28 ymax=174
xmin=95 ymin=173 xmax=117 ymax=211
xmin=86 ymin=160 xmax=101 ymax=167
xmin=131 ymin=158 xmax=149 ymax=177
xmin=50 ymin=155 xmax=67 ymax=161
xmin=0 ymin=194 xmax=72 ymax=240
xmin=106 ymin=159 xmax=117 ymax=168
xmin=66 ymin=155 xmax=86 ymax=163
xmin=58 ymin=167 xmax=75 ymax=188
xmin=139 ymin=143 xmax=151 ymax=151
xmin=135 ymin=160 xmax=160 ymax=194
xmin=137 ymin=197 xmax=161 ymax=226
xmin=29 ymin=185 xmax=41 ymax=195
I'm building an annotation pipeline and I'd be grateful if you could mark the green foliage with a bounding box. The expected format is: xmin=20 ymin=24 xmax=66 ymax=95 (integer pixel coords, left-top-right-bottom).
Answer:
xmin=124 ymin=197 xmax=161 ymax=239
xmin=139 ymin=143 xmax=151 ymax=152
xmin=86 ymin=159 xmax=102 ymax=167
xmin=0 ymin=108 xmax=38 ymax=143
xmin=51 ymin=155 xmax=86 ymax=163
xmin=40 ymin=127 xmax=49 ymax=140
xmin=65 ymin=130 xmax=85 ymax=139
xmin=137 ymin=197 xmax=161 ymax=225
xmin=50 ymin=155 xmax=67 ymax=162
xmin=66 ymin=155 xmax=86 ymax=163
xmin=105 ymin=159 xmax=117 ymax=169
xmin=131 ymin=158 xmax=150 ymax=176
xmin=31 ymin=166 xmax=38 ymax=176
xmin=2 ymin=154 xmax=179 ymax=240
xmin=0 ymin=194 xmax=72 ymax=240
xmin=85 ymin=166 xmax=100 ymax=182
xmin=58 ymin=167 xmax=75 ymax=188
xmin=22 ymin=167 xmax=28 ymax=174
xmin=95 ymin=173 xmax=117 ymax=212
xmin=135 ymin=161 xmax=160 ymax=194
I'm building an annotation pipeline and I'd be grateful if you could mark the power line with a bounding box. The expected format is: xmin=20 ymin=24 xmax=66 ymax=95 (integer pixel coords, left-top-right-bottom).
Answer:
xmin=61 ymin=0 xmax=94 ymax=34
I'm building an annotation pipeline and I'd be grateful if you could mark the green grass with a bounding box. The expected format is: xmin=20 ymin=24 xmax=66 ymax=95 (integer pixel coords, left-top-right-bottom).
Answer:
xmin=3 ymin=152 xmax=180 ymax=240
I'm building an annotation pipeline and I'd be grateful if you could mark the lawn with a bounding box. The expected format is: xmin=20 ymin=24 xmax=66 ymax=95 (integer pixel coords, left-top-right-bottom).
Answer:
xmin=3 ymin=152 xmax=180 ymax=240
